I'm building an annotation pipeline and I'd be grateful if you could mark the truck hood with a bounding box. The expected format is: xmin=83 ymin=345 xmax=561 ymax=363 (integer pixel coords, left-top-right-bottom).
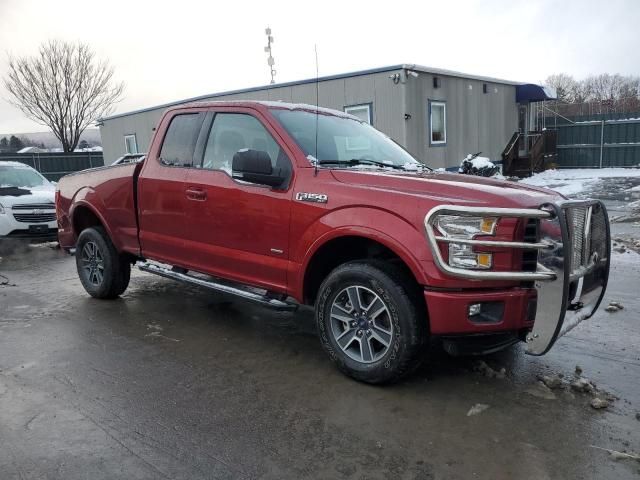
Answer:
xmin=330 ymin=169 xmax=563 ymax=208
xmin=0 ymin=184 xmax=56 ymax=208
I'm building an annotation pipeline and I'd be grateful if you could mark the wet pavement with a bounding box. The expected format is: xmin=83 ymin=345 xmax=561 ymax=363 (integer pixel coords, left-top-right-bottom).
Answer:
xmin=1 ymin=193 xmax=640 ymax=479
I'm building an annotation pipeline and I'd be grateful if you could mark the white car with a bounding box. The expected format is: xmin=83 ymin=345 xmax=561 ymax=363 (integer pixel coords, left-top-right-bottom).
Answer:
xmin=0 ymin=162 xmax=57 ymax=241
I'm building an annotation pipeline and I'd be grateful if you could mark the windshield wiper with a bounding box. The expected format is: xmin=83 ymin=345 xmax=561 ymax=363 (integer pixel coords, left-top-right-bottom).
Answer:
xmin=317 ymin=159 xmax=406 ymax=170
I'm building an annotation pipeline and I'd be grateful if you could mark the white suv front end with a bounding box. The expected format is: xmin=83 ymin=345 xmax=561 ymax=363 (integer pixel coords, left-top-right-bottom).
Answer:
xmin=0 ymin=162 xmax=57 ymax=241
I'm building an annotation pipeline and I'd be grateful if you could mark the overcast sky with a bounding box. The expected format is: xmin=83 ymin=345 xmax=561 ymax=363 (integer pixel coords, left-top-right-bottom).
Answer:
xmin=0 ymin=0 xmax=638 ymax=134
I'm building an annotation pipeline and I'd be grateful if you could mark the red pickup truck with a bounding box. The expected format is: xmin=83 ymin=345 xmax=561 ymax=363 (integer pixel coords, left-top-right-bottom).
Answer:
xmin=56 ymin=101 xmax=610 ymax=383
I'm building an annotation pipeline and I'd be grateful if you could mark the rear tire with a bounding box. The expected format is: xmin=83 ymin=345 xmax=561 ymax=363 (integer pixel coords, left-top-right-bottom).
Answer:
xmin=75 ymin=226 xmax=130 ymax=299
xmin=315 ymin=260 xmax=426 ymax=384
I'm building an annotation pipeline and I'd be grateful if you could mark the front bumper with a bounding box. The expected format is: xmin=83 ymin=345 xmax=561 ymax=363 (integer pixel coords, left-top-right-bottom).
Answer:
xmin=424 ymin=200 xmax=610 ymax=355
xmin=2 ymin=228 xmax=58 ymax=241
xmin=0 ymin=213 xmax=58 ymax=241
xmin=425 ymin=287 xmax=536 ymax=335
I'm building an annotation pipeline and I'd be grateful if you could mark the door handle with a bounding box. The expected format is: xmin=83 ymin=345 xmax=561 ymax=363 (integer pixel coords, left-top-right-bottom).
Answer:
xmin=185 ymin=188 xmax=207 ymax=201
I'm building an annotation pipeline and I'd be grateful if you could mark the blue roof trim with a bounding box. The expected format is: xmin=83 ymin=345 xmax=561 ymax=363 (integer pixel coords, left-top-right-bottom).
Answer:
xmin=516 ymin=83 xmax=557 ymax=103
xmin=101 ymin=63 xmax=525 ymax=122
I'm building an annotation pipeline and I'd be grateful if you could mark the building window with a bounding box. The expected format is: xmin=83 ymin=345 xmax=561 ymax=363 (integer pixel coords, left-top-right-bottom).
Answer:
xmin=344 ymin=103 xmax=372 ymax=125
xmin=124 ymin=134 xmax=138 ymax=154
xmin=429 ymin=100 xmax=446 ymax=145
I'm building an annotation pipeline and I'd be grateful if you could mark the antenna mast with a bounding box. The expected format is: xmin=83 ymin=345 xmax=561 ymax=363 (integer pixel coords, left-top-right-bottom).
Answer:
xmin=314 ymin=45 xmax=319 ymax=176
xmin=264 ymin=27 xmax=276 ymax=84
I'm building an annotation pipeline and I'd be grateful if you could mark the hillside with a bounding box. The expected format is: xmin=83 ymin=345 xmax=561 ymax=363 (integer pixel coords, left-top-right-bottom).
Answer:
xmin=0 ymin=129 xmax=101 ymax=148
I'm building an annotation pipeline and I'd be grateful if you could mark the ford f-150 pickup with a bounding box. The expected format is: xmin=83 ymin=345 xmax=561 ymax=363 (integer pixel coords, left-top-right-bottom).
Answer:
xmin=56 ymin=101 xmax=611 ymax=383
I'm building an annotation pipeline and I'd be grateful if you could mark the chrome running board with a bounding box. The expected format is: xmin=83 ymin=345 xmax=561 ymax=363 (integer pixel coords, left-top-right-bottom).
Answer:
xmin=138 ymin=262 xmax=297 ymax=311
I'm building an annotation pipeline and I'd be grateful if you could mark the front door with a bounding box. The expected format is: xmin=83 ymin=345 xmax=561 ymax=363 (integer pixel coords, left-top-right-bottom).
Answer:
xmin=182 ymin=109 xmax=294 ymax=293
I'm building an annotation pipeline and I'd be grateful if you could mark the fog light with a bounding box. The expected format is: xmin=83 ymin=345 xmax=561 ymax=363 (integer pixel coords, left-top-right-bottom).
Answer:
xmin=468 ymin=303 xmax=482 ymax=316
xmin=467 ymin=301 xmax=505 ymax=324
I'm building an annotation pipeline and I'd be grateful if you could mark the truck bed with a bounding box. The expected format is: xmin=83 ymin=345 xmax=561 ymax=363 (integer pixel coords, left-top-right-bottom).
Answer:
xmin=56 ymin=162 xmax=143 ymax=254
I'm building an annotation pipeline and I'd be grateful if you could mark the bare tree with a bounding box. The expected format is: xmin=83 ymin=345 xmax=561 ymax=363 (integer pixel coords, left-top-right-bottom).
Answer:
xmin=3 ymin=40 xmax=123 ymax=152
xmin=545 ymin=73 xmax=579 ymax=103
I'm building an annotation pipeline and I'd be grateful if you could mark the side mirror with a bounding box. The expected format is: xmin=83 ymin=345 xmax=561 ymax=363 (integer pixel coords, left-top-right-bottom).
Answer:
xmin=232 ymin=149 xmax=285 ymax=188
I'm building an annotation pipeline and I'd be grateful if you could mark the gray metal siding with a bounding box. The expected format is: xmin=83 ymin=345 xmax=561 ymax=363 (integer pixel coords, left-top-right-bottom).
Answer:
xmin=100 ymin=70 xmax=405 ymax=163
xmin=99 ymin=68 xmax=515 ymax=168
xmin=405 ymin=74 xmax=517 ymax=169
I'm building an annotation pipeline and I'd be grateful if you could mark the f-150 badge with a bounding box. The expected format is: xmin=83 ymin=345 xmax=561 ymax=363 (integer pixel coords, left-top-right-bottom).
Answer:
xmin=296 ymin=192 xmax=328 ymax=203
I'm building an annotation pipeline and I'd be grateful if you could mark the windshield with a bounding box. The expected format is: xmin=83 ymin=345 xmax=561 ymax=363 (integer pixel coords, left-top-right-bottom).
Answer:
xmin=270 ymin=109 xmax=424 ymax=170
xmin=0 ymin=165 xmax=48 ymax=188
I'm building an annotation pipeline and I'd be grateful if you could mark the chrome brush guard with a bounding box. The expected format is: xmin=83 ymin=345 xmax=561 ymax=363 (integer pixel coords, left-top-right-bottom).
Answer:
xmin=425 ymin=200 xmax=611 ymax=355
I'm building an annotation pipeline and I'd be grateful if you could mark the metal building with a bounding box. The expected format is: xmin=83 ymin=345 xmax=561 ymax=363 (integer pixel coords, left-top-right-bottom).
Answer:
xmin=98 ymin=64 xmax=553 ymax=169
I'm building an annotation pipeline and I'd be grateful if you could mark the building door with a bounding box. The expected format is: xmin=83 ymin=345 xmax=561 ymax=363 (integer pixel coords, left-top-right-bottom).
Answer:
xmin=518 ymin=103 xmax=529 ymax=156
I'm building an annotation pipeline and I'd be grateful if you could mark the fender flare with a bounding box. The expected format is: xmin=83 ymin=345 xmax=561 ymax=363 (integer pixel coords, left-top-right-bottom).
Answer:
xmin=293 ymin=207 xmax=431 ymax=300
xmin=68 ymin=188 xmax=121 ymax=251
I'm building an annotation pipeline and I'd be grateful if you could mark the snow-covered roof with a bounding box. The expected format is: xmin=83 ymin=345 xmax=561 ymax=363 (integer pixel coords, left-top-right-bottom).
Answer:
xmin=74 ymin=146 xmax=103 ymax=152
xmin=17 ymin=146 xmax=46 ymax=153
xmin=100 ymin=63 xmax=524 ymax=122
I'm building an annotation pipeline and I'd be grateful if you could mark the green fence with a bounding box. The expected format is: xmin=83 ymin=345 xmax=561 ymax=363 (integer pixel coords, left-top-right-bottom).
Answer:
xmin=0 ymin=152 xmax=104 ymax=181
xmin=544 ymin=115 xmax=640 ymax=168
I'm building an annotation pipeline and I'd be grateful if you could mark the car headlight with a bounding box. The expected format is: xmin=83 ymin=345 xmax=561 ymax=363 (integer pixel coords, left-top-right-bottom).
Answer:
xmin=434 ymin=215 xmax=497 ymax=270
xmin=0 ymin=203 xmax=5 ymax=215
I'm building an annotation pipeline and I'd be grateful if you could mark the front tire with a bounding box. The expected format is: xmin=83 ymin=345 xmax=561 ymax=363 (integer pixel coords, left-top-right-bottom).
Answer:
xmin=315 ymin=261 xmax=426 ymax=384
xmin=75 ymin=226 xmax=130 ymax=299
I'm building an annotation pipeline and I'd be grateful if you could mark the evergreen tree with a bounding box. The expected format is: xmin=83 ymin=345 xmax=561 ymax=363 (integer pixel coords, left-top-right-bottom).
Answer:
xmin=9 ymin=135 xmax=25 ymax=152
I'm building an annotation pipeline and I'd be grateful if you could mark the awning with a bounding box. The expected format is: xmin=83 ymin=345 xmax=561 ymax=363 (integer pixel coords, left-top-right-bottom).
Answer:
xmin=516 ymin=84 xmax=557 ymax=103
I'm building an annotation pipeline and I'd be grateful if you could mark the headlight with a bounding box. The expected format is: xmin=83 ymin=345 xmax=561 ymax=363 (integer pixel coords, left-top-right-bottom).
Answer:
xmin=0 ymin=203 xmax=5 ymax=215
xmin=434 ymin=215 xmax=497 ymax=270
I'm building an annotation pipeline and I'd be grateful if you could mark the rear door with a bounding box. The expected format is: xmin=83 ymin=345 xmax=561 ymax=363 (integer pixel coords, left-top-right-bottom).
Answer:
xmin=182 ymin=108 xmax=294 ymax=293
xmin=137 ymin=111 xmax=205 ymax=267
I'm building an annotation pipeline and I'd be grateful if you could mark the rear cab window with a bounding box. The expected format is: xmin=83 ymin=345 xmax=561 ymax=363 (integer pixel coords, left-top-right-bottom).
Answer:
xmin=159 ymin=113 xmax=205 ymax=167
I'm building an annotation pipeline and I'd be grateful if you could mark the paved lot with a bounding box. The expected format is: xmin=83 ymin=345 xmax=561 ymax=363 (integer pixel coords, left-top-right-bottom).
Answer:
xmin=3 ymin=173 xmax=640 ymax=480
xmin=1 ymin=239 xmax=639 ymax=480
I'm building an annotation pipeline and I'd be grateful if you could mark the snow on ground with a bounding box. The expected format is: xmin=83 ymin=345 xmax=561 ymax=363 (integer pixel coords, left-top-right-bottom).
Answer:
xmin=520 ymin=168 xmax=640 ymax=197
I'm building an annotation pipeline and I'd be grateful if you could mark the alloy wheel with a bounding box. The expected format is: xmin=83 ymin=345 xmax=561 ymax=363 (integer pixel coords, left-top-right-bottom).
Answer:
xmin=80 ymin=241 xmax=105 ymax=286
xmin=329 ymin=285 xmax=394 ymax=364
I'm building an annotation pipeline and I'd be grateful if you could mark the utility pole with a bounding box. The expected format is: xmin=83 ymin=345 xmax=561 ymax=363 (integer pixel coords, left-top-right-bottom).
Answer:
xmin=264 ymin=27 xmax=276 ymax=84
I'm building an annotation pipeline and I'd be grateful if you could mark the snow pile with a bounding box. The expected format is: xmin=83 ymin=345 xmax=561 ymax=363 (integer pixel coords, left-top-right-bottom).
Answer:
xmin=458 ymin=154 xmax=500 ymax=177
xmin=520 ymin=168 xmax=640 ymax=196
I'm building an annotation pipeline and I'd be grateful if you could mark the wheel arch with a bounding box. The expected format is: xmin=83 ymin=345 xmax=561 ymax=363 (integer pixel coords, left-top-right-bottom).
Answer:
xmin=300 ymin=229 xmax=427 ymax=305
xmin=69 ymin=194 xmax=121 ymax=251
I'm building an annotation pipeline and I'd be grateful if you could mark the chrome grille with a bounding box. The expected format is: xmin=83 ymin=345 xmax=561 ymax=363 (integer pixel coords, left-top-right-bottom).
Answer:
xmin=13 ymin=213 xmax=57 ymax=223
xmin=11 ymin=203 xmax=56 ymax=223
xmin=565 ymin=204 xmax=607 ymax=274
xmin=11 ymin=203 xmax=55 ymax=210
xmin=566 ymin=206 xmax=587 ymax=272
